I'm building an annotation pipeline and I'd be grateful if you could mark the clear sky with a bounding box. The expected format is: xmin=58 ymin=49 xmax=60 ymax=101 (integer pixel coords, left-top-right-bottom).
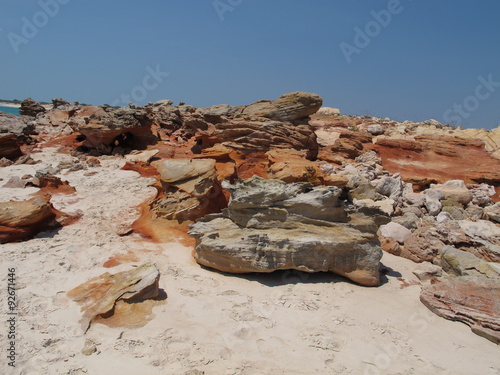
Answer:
xmin=1 ymin=0 xmax=499 ymax=129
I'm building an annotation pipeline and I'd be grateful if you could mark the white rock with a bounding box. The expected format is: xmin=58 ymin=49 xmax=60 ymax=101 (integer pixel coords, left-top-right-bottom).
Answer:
xmin=484 ymin=202 xmax=500 ymax=223
xmin=424 ymin=189 xmax=444 ymax=216
xmin=380 ymin=222 xmax=412 ymax=244
xmin=367 ymin=124 xmax=385 ymax=135
xmin=124 ymin=149 xmax=159 ymax=163
xmin=436 ymin=211 xmax=454 ymax=223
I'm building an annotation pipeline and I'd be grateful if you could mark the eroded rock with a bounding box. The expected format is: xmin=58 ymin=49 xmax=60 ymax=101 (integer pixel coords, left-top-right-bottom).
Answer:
xmin=67 ymin=263 xmax=161 ymax=332
xmin=420 ymin=276 xmax=500 ymax=344
xmin=0 ymin=195 xmax=56 ymax=243
xmin=189 ymin=177 xmax=383 ymax=286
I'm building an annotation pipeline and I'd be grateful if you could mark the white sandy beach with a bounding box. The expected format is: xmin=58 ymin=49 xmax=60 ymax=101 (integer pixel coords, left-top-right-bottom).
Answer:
xmin=1 ymin=146 xmax=499 ymax=375
xmin=0 ymin=102 xmax=21 ymax=108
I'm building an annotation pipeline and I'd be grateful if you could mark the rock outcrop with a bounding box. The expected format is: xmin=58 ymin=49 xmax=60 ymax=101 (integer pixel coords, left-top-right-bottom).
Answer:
xmin=372 ymin=134 xmax=500 ymax=191
xmin=148 ymin=158 xmax=227 ymax=221
xmin=75 ymin=106 xmax=156 ymax=153
xmin=189 ymin=176 xmax=383 ymax=286
xmin=20 ymin=97 xmax=47 ymax=117
xmin=67 ymin=263 xmax=161 ymax=332
xmin=0 ymin=133 xmax=23 ymax=160
xmin=0 ymin=195 xmax=56 ymax=243
xmin=420 ymin=276 xmax=500 ymax=344
xmin=241 ymin=91 xmax=323 ymax=121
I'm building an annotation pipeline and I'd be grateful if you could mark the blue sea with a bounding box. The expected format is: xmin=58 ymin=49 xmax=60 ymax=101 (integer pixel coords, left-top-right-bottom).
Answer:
xmin=0 ymin=106 xmax=20 ymax=116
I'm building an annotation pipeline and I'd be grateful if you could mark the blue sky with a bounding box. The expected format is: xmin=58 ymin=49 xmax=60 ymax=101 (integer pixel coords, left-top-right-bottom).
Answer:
xmin=0 ymin=0 xmax=499 ymax=129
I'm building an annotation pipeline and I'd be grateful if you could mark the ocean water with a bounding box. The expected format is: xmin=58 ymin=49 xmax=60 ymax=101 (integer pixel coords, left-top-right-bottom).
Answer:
xmin=0 ymin=106 xmax=20 ymax=116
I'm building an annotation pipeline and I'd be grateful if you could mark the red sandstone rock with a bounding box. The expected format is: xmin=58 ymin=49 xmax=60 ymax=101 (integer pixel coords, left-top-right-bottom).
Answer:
xmin=0 ymin=195 xmax=56 ymax=243
xmin=370 ymin=135 xmax=500 ymax=198
xmin=420 ymin=276 xmax=500 ymax=344
xmin=0 ymin=133 xmax=23 ymax=160
xmin=67 ymin=263 xmax=161 ymax=332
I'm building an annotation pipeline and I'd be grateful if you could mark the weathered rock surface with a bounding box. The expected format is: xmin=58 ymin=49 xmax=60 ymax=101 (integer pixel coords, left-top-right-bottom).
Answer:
xmin=420 ymin=277 xmax=500 ymax=344
xmin=0 ymin=112 xmax=27 ymax=134
xmin=189 ymin=177 xmax=383 ymax=286
xmin=67 ymin=263 xmax=161 ymax=332
xmin=0 ymin=133 xmax=23 ymax=160
xmin=124 ymin=149 xmax=159 ymax=164
xmin=75 ymin=106 xmax=156 ymax=152
xmin=401 ymin=219 xmax=500 ymax=263
xmin=241 ymin=91 xmax=322 ymax=121
xmin=371 ymin=134 xmax=500 ymax=194
xmin=379 ymin=222 xmax=412 ymax=244
xmin=20 ymin=97 xmax=46 ymax=117
xmin=484 ymin=202 xmax=500 ymax=223
xmin=430 ymin=180 xmax=472 ymax=206
xmin=441 ymin=246 xmax=499 ymax=278
xmin=0 ymin=195 xmax=56 ymax=243
xmin=149 ymin=158 xmax=226 ymax=221
xmin=199 ymin=118 xmax=319 ymax=160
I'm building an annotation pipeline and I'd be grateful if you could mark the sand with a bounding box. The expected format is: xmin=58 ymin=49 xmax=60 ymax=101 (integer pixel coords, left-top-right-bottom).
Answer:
xmin=1 ymin=146 xmax=499 ymax=375
xmin=0 ymin=102 xmax=21 ymax=108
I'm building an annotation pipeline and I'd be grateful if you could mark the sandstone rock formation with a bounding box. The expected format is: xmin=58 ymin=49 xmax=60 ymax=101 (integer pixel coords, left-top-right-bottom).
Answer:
xmin=241 ymin=91 xmax=323 ymax=121
xmin=371 ymin=134 xmax=500 ymax=191
xmin=20 ymin=97 xmax=46 ymax=117
xmin=401 ymin=219 xmax=500 ymax=263
xmin=67 ymin=263 xmax=161 ymax=332
xmin=75 ymin=106 xmax=156 ymax=153
xmin=0 ymin=195 xmax=56 ymax=243
xmin=420 ymin=276 xmax=500 ymax=344
xmin=189 ymin=176 xmax=383 ymax=286
xmin=0 ymin=112 xmax=28 ymax=134
xmin=148 ymin=158 xmax=227 ymax=221
xmin=0 ymin=133 xmax=23 ymax=160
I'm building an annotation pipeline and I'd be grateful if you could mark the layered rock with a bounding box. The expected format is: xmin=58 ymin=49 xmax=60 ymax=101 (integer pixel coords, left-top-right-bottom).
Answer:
xmin=197 ymin=118 xmax=319 ymax=160
xmin=20 ymin=97 xmax=46 ymax=117
xmin=75 ymin=106 xmax=156 ymax=153
xmin=148 ymin=158 xmax=227 ymax=221
xmin=67 ymin=263 xmax=161 ymax=332
xmin=371 ymin=134 xmax=500 ymax=192
xmin=401 ymin=219 xmax=500 ymax=263
xmin=241 ymin=91 xmax=322 ymax=121
xmin=420 ymin=276 xmax=500 ymax=344
xmin=0 ymin=112 xmax=28 ymax=134
xmin=189 ymin=176 xmax=383 ymax=286
xmin=0 ymin=133 xmax=23 ymax=160
xmin=0 ymin=195 xmax=56 ymax=243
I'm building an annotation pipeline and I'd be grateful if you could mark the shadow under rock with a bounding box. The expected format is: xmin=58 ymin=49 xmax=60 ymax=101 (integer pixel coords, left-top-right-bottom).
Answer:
xmin=199 ymin=264 xmax=357 ymax=287
xmin=379 ymin=263 xmax=403 ymax=286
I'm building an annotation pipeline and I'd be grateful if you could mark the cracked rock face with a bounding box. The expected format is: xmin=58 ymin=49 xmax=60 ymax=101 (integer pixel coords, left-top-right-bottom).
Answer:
xmin=189 ymin=176 xmax=383 ymax=286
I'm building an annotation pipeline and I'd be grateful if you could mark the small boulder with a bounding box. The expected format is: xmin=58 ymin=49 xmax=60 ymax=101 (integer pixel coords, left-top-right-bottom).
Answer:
xmin=420 ymin=276 xmax=500 ymax=344
xmin=441 ymin=246 xmax=498 ymax=278
xmin=0 ymin=195 xmax=56 ymax=243
xmin=20 ymin=97 xmax=46 ymax=117
xmin=242 ymin=91 xmax=323 ymax=121
xmin=0 ymin=134 xmax=23 ymax=160
xmin=367 ymin=124 xmax=385 ymax=135
xmin=379 ymin=222 xmax=412 ymax=244
xmin=484 ymin=202 xmax=500 ymax=223
xmin=423 ymin=189 xmax=444 ymax=216
xmin=67 ymin=263 xmax=161 ymax=332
